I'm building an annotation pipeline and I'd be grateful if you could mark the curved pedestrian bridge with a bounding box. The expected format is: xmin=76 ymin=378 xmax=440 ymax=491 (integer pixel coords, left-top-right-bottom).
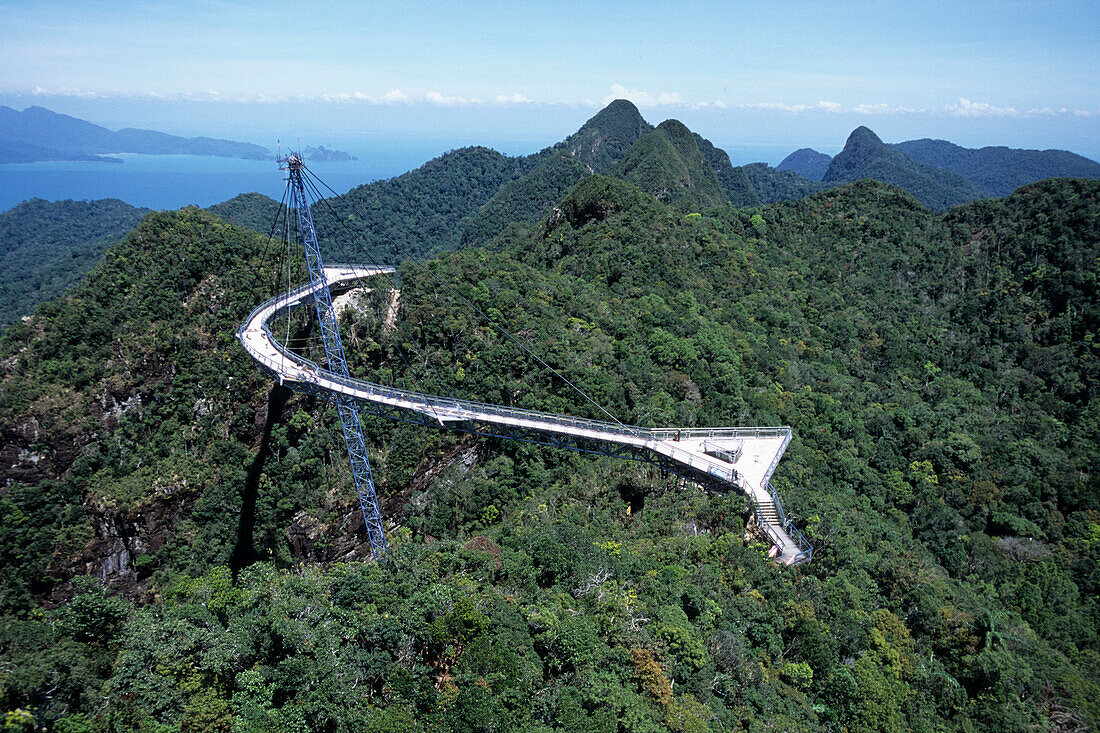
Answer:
xmin=238 ymin=265 xmax=812 ymax=565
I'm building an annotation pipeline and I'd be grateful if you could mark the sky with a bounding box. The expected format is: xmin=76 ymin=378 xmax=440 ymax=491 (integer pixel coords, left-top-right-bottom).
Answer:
xmin=2 ymin=0 xmax=1098 ymax=161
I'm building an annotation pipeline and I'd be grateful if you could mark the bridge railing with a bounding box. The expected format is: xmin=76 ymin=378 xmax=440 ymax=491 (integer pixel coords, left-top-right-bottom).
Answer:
xmin=241 ymin=275 xmax=812 ymax=562
xmin=255 ymin=317 xmax=645 ymax=438
xmin=650 ymin=426 xmax=791 ymax=441
xmin=760 ymin=429 xmax=793 ymax=486
xmin=250 ymin=311 xmax=749 ymax=488
xmin=246 ymin=288 xmax=725 ymax=444
xmin=761 ymin=478 xmax=813 ymax=564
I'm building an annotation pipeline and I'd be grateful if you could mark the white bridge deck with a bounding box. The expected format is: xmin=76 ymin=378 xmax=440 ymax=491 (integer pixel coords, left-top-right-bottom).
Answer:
xmin=238 ymin=266 xmax=810 ymax=565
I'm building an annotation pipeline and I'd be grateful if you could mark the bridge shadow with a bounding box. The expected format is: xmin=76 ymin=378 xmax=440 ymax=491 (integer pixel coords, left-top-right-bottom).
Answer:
xmin=231 ymin=382 xmax=292 ymax=580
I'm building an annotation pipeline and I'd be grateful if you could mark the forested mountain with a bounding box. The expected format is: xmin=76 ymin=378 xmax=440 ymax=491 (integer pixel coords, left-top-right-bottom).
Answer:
xmin=206 ymin=192 xmax=282 ymax=234
xmin=777 ymin=148 xmax=832 ymax=180
xmin=823 ymin=126 xmax=986 ymax=210
xmin=459 ymin=99 xmax=653 ymax=245
xmin=309 ymin=145 xmax=535 ymax=262
xmin=0 ymin=136 xmax=116 ymax=164
xmin=608 ymin=119 xmax=727 ymax=209
xmin=0 ymin=198 xmax=149 ymax=329
xmin=893 ymin=138 xmax=1100 ymax=197
xmin=1 ymin=149 xmax=1096 ymax=733
xmin=460 ymin=104 xmax=830 ymax=246
xmin=0 ymin=105 xmax=271 ymax=162
xmin=692 ymin=138 xmax=831 ymax=208
xmin=738 ymin=163 xmax=833 ymax=205
xmin=692 ymin=134 xmax=760 ymax=207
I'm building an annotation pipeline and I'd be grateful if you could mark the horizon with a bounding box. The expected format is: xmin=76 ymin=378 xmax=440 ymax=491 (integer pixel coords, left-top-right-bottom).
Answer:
xmin=2 ymin=1 xmax=1098 ymax=163
xmin=3 ymin=97 xmax=1099 ymax=169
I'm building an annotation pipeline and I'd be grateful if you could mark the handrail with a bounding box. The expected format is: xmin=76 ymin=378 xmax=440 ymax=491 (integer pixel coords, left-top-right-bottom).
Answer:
xmin=651 ymin=426 xmax=790 ymax=440
xmin=763 ymin=478 xmax=813 ymax=563
xmin=248 ymin=287 xmax=756 ymax=450
xmin=239 ymin=266 xmax=813 ymax=565
xmin=759 ymin=429 xmax=792 ymax=487
xmin=258 ymin=320 xmax=744 ymax=484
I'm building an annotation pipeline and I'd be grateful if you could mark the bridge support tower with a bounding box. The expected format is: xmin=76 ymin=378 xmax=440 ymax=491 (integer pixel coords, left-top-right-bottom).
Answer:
xmin=282 ymin=154 xmax=388 ymax=558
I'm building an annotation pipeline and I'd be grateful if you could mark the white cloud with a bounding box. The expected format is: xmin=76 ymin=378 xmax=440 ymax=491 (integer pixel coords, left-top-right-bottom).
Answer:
xmin=494 ymin=93 xmax=532 ymax=105
xmin=736 ymin=100 xmax=925 ymax=115
xmin=851 ymin=102 xmax=922 ymax=115
xmin=945 ymin=98 xmax=1018 ymax=117
xmin=31 ymin=85 xmax=106 ymax=99
xmin=603 ymin=83 xmax=683 ymax=108
xmin=381 ymin=89 xmax=407 ymax=103
xmin=601 ymin=84 xmax=732 ymax=111
xmin=739 ymin=100 xmax=844 ymax=113
xmin=425 ymin=91 xmax=481 ymax=106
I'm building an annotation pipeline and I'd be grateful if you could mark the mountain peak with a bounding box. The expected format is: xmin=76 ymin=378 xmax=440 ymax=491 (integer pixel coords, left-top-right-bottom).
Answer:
xmin=826 ymin=126 xmax=895 ymax=178
xmin=560 ymin=100 xmax=653 ymax=175
xmin=847 ymin=125 xmax=882 ymax=143
xmin=585 ymin=99 xmax=646 ymax=129
xmin=572 ymin=100 xmax=650 ymax=148
xmin=824 ymin=125 xmax=984 ymax=209
xmin=608 ymin=118 xmax=727 ymax=209
xmin=777 ymin=148 xmax=832 ymax=181
xmin=840 ymin=126 xmax=889 ymax=159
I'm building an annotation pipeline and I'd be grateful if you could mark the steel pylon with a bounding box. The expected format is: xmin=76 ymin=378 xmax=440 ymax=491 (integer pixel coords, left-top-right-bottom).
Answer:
xmin=282 ymin=154 xmax=387 ymax=558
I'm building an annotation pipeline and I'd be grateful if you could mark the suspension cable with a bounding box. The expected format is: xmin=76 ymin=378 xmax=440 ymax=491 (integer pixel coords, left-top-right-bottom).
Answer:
xmin=298 ymin=169 xmax=456 ymax=400
xmin=305 ymin=165 xmax=623 ymax=426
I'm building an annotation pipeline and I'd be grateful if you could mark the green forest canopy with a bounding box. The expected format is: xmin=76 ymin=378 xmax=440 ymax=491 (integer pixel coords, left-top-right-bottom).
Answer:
xmin=0 ymin=166 xmax=1096 ymax=731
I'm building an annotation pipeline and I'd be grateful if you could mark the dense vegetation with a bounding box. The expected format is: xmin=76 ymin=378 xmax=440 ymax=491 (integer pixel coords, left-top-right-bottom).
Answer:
xmin=607 ymin=121 xmax=727 ymax=210
xmin=458 ymin=99 xmax=653 ymax=246
xmin=893 ymin=138 xmax=1100 ymax=197
xmin=823 ymin=127 xmax=985 ymax=210
xmin=737 ymin=164 xmax=831 ymax=206
xmin=312 ymin=146 xmax=534 ymax=263
xmin=0 ymin=158 xmax=1096 ymax=732
xmin=0 ymin=198 xmax=148 ymax=329
xmin=776 ymin=149 xmax=832 ymax=181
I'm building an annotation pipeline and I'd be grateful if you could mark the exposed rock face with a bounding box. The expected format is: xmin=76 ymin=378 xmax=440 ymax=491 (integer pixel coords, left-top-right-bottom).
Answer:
xmin=563 ymin=99 xmax=653 ymax=173
xmin=464 ymin=535 xmax=503 ymax=569
xmin=48 ymin=491 xmax=188 ymax=605
xmin=286 ymin=508 xmax=373 ymax=563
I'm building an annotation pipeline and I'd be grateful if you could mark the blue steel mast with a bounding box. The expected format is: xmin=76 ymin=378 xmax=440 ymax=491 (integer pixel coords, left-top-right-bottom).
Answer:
xmin=282 ymin=154 xmax=387 ymax=558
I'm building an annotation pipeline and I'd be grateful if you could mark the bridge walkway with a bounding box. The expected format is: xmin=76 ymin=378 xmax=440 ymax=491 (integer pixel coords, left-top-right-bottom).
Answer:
xmin=238 ymin=265 xmax=812 ymax=565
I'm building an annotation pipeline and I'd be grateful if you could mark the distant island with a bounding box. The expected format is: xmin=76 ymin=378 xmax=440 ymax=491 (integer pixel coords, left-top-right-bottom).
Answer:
xmin=0 ymin=105 xmax=271 ymax=164
xmin=304 ymin=145 xmax=357 ymax=162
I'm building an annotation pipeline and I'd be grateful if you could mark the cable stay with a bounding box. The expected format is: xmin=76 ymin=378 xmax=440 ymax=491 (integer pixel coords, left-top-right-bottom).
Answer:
xmin=279 ymin=153 xmax=387 ymax=558
xmin=240 ymin=155 xmax=813 ymax=566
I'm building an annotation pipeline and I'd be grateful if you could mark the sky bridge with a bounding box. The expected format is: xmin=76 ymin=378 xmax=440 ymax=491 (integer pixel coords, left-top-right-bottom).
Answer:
xmin=238 ymin=264 xmax=813 ymax=565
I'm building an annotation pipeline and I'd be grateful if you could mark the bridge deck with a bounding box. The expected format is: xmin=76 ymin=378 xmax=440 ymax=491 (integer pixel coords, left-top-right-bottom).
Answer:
xmin=238 ymin=266 xmax=811 ymax=565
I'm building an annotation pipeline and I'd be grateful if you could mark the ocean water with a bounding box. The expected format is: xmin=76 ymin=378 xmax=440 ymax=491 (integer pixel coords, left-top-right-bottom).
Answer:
xmin=0 ymin=138 xmax=804 ymax=214
xmin=0 ymin=154 xmax=404 ymax=213
xmin=0 ymin=135 xmax=501 ymax=212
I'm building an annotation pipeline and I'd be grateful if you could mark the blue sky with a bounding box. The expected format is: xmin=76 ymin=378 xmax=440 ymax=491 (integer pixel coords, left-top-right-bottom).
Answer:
xmin=2 ymin=0 xmax=1098 ymax=160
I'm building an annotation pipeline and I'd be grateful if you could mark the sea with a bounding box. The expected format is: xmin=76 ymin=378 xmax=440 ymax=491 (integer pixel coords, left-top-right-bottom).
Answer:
xmin=0 ymin=138 xmax=798 ymax=213
xmin=0 ymin=134 xmax=521 ymax=212
xmin=0 ymin=144 xmax=441 ymax=213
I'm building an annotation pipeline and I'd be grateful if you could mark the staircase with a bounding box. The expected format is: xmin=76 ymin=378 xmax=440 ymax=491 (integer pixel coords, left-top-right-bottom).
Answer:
xmin=756 ymin=499 xmax=780 ymax=526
